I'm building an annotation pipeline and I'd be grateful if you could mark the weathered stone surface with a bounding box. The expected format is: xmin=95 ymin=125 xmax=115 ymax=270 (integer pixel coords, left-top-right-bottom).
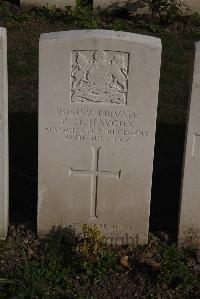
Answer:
xmin=0 ymin=28 xmax=8 ymax=240
xmin=179 ymin=42 xmax=200 ymax=247
xmin=21 ymin=0 xmax=75 ymax=9
xmin=38 ymin=30 xmax=161 ymax=245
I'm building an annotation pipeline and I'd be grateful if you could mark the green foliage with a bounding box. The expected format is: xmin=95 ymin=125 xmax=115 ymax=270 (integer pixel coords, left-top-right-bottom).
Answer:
xmin=39 ymin=3 xmax=58 ymax=19
xmin=42 ymin=225 xmax=78 ymax=259
xmin=72 ymin=225 xmax=117 ymax=282
xmin=0 ymin=226 xmax=200 ymax=297
xmin=0 ymin=226 xmax=117 ymax=296
xmin=146 ymin=0 xmax=189 ymax=24
xmin=188 ymin=12 xmax=200 ymax=26
xmin=0 ymin=1 xmax=30 ymax=23
xmin=160 ymin=244 xmax=199 ymax=292
xmin=37 ymin=3 xmax=70 ymax=23
xmin=74 ymin=224 xmax=105 ymax=256
xmin=80 ymin=249 xmax=117 ymax=281
xmin=3 ymin=260 xmax=71 ymax=298
xmin=68 ymin=0 xmax=100 ymax=28
xmin=109 ymin=19 xmax=127 ymax=31
xmin=129 ymin=0 xmax=190 ymax=29
xmin=0 ymin=227 xmax=73 ymax=298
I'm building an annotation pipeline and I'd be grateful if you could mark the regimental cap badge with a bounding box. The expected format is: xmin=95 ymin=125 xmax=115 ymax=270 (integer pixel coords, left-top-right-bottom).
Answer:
xmin=71 ymin=50 xmax=129 ymax=104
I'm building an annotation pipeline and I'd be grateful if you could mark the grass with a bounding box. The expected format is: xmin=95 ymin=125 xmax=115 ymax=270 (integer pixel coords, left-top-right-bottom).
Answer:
xmin=0 ymin=226 xmax=199 ymax=298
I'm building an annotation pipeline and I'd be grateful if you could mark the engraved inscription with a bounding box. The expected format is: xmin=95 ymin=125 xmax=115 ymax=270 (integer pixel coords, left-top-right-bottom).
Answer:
xmin=71 ymin=50 xmax=128 ymax=104
xmin=69 ymin=147 xmax=121 ymax=219
xmin=45 ymin=107 xmax=149 ymax=144
xmin=192 ymin=133 xmax=200 ymax=158
xmin=71 ymin=222 xmax=132 ymax=231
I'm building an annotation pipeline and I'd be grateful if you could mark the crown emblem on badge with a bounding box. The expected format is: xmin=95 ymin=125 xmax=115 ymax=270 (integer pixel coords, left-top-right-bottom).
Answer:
xmin=71 ymin=50 xmax=128 ymax=104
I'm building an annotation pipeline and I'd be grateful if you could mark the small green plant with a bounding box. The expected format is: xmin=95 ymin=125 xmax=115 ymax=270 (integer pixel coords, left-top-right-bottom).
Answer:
xmin=0 ymin=226 xmax=73 ymax=298
xmin=81 ymin=249 xmax=117 ymax=281
xmin=160 ymin=244 xmax=199 ymax=292
xmin=68 ymin=0 xmax=100 ymax=28
xmin=109 ymin=19 xmax=127 ymax=31
xmin=73 ymin=225 xmax=117 ymax=282
xmin=40 ymin=3 xmax=58 ymax=19
xmin=74 ymin=224 xmax=105 ymax=256
xmin=146 ymin=0 xmax=189 ymax=24
xmin=129 ymin=0 xmax=189 ymax=27
xmin=0 ymin=2 xmax=30 ymax=23
xmin=0 ymin=260 xmax=72 ymax=298
xmin=42 ymin=225 xmax=78 ymax=260
xmin=189 ymin=12 xmax=200 ymax=26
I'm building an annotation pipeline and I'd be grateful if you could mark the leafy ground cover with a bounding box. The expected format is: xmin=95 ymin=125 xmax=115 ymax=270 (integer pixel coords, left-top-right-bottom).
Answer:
xmin=0 ymin=225 xmax=200 ymax=298
xmin=1 ymin=0 xmax=200 ymax=297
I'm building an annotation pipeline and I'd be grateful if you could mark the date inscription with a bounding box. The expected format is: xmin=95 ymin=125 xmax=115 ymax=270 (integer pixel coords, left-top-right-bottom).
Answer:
xmin=45 ymin=107 xmax=148 ymax=144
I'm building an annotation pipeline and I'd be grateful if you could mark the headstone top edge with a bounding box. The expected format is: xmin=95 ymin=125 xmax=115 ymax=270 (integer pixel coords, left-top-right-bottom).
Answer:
xmin=0 ymin=28 xmax=6 ymax=36
xmin=40 ymin=29 xmax=161 ymax=48
xmin=195 ymin=42 xmax=200 ymax=51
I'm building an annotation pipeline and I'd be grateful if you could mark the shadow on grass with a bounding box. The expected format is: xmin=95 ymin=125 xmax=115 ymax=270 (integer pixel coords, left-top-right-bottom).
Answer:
xmin=9 ymin=113 xmax=185 ymax=239
xmin=7 ymin=0 xmax=20 ymax=5
xmin=150 ymin=122 xmax=185 ymax=238
xmin=9 ymin=113 xmax=38 ymax=232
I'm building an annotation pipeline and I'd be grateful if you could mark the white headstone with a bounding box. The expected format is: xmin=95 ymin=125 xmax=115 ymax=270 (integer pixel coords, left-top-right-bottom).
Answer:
xmin=38 ymin=30 xmax=161 ymax=245
xmin=0 ymin=28 xmax=8 ymax=240
xmin=21 ymin=0 xmax=76 ymax=9
xmin=185 ymin=0 xmax=200 ymax=12
xmin=179 ymin=42 xmax=200 ymax=247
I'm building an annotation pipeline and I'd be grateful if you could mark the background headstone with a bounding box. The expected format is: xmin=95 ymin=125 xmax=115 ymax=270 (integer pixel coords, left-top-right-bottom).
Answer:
xmin=20 ymin=0 xmax=200 ymax=13
xmin=38 ymin=30 xmax=161 ymax=245
xmin=0 ymin=28 xmax=8 ymax=240
xmin=185 ymin=0 xmax=200 ymax=12
xmin=93 ymin=0 xmax=200 ymax=13
xmin=93 ymin=0 xmax=147 ymax=13
xmin=178 ymin=42 xmax=200 ymax=247
xmin=21 ymin=0 xmax=76 ymax=9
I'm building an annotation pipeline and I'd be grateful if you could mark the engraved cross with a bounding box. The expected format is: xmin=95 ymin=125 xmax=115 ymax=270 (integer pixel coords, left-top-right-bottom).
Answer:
xmin=69 ymin=147 xmax=121 ymax=219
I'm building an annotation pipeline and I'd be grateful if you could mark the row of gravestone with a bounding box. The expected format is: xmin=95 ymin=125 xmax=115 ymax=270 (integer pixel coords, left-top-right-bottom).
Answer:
xmin=20 ymin=0 xmax=147 ymax=11
xmin=20 ymin=0 xmax=200 ymax=13
xmin=0 ymin=27 xmax=199 ymax=247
